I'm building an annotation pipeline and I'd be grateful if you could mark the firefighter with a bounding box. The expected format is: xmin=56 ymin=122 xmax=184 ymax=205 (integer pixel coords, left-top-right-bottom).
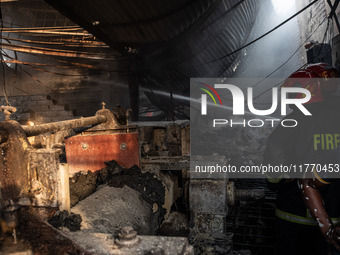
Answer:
xmin=264 ymin=63 xmax=340 ymax=255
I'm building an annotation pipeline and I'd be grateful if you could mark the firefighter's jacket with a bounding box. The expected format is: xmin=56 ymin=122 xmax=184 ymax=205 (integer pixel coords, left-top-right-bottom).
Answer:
xmin=264 ymin=97 xmax=340 ymax=225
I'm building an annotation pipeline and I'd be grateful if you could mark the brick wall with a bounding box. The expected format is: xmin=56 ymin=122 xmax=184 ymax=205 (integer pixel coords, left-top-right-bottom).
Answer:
xmin=0 ymin=95 xmax=74 ymax=124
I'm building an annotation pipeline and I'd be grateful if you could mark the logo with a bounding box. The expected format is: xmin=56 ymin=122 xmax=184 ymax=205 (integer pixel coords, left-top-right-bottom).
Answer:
xmin=200 ymin=84 xmax=311 ymax=116
xmin=198 ymin=83 xmax=223 ymax=113
xmin=198 ymin=84 xmax=312 ymax=128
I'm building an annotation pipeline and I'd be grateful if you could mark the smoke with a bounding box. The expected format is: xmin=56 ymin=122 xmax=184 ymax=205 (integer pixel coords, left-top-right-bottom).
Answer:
xmin=225 ymin=0 xmax=304 ymax=116
xmin=234 ymin=0 xmax=302 ymax=80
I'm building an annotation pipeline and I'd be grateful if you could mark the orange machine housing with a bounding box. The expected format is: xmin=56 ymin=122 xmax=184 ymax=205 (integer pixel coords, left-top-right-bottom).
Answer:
xmin=65 ymin=132 xmax=140 ymax=174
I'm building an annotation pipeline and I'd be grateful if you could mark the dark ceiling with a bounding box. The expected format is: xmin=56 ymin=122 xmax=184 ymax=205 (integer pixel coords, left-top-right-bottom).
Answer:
xmin=44 ymin=0 xmax=260 ymax=104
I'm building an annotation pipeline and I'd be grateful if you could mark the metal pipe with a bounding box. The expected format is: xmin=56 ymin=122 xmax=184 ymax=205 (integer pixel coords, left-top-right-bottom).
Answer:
xmin=22 ymin=115 xmax=107 ymax=137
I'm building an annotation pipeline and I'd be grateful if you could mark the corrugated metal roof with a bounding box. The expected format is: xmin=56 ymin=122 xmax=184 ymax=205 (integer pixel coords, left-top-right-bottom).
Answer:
xmin=45 ymin=0 xmax=259 ymax=109
xmin=45 ymin=0 xmax=217 ymax=45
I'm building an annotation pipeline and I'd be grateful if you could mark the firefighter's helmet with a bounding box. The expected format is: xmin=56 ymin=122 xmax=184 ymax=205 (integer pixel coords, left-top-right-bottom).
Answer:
xmin=282 ymin=63 xmax=339 ymax=104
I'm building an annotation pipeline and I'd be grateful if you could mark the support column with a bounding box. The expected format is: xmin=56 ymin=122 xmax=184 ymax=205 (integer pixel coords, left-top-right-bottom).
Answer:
xmin=128 ymin=66 xmax=140 ymax=122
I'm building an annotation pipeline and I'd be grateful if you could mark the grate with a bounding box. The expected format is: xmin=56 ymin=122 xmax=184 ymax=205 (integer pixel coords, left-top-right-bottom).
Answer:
xmin=227 ymin=179 xmax=277 ymax=255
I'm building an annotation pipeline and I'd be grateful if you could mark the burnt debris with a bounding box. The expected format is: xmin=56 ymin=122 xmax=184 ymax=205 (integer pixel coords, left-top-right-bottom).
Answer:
xmin=48 ymin=210 xmax=82 ymax=232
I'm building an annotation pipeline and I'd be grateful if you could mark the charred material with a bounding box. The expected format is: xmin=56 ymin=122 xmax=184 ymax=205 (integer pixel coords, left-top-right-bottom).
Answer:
xmin=112 ymin=105 xmax=130 ymax=126
xmin=69 ymin=171 xmax=98 ymax=207
xmin=190 ymin=232 xmax=251 ymax=255
xmin=48 ymin=210 xmax=82 ymax=232
xmin=159 ymin=211 xmax=189 ymax=237
xmin=109 ymin=164 xmax=167 ymax=225
xmin=63 ymin=161 xmax=168 ymax=239
xmin=1 ymin=204 xmax=20 ymax=230
xmin=0 ymin=207 xmax=91 ymax=255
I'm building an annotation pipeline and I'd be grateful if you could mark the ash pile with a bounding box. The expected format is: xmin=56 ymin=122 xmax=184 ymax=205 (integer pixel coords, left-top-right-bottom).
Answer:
xmin=51 ymin=160 xmax=166 ymax=237
xmin=47 ymin=160 xmax=255 ymax=254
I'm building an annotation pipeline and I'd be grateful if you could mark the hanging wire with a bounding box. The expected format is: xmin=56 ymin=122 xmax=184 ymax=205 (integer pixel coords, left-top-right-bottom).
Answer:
xmin=181 ymin=0 xmax=320 ymax=68
xmin=252 ymin=15 xmax=331 ymax=103
xmin=251 ymin=15 xmax=329 ymax=91
xmin=173 ymin=0 xmax=322 ymax=86
xmin=211 ymin=14 xmax=328 ymax=105
xmin=1 ymin=36 xmax=109 ymax=48
xmin=238 ymin=3 xmax=332 ymax=90
xmin=0 ymin=2 xmax=10 ymax=106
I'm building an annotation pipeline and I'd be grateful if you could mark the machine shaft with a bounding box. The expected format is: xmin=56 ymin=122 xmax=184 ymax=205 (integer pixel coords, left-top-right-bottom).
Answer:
xmin=21 ymin=114 xmax=107 ymax=137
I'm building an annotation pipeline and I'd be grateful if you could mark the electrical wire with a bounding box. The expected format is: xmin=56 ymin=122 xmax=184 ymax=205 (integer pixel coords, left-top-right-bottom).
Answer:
xmin=30 ymin=54 xmax=125 ymax=73
xmin=314 ymin=16 xmax=331 ymax=58
xmin=0 ymin=2 xmax=10 ymax=106
xmin=1 ymin=36 xmax=109 ymax=48
xmin=177 ymin=0 xmax=255 ymax=68
xmin=0 ymin=6 xmax=128 ymax=96
xmin=199 ymin=0 xmax=247 ymax=33
xmin=250 ymin=15 xmax=329 ymax=92
xmin=1 ymin=27 xmax=91 ymax=36
xmin=0 ymin=38 xmax=127 ymax=74
xmin=1 ymin=49 xmax=43 ymax=86
xmin=251 ymin=16 xmax=329 ymax=102
xmin=0 ymin=51 xmax=127 ymax=76
xmin=1 ymin=25 xmax=81 ymax=31
xmin=1 ymin=58 xmax=125 ymax=73
xmin=214 ymin=14 xmax=328 ymax=105
xmin=182 ymin=0 xmax=320 ymax=67
xmin=1 ymin=37 xmax=126 ymax=73
xmin=0 ymin=42 xmax=120 ymax=60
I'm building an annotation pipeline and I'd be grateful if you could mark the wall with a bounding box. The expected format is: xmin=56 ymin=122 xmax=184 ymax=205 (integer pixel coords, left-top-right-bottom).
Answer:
xmin=296 ymin=0 xmax=340 ymax=55
xmin=296 ymin=0 xmax=329 ymax=44
xmin=0 ymin=94 xmax=73 ymax=124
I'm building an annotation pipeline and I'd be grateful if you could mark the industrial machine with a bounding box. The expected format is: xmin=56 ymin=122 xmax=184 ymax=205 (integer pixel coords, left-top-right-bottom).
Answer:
xmin=0 ymin=102 xmax=266 ymax=254
xmin=0 ymin=104 xmax=195 ymax=254
xmin=0 ymin=104 xmax=138 ymax=208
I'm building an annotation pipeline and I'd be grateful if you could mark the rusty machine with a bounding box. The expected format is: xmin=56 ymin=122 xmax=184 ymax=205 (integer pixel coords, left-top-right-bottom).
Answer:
xmin=0 ymin=102 xmax=267 ymax=254
xmin=0 ymin=104 xmax=138 ymax=208
xmin=0 ymin=104 xmax=193 ymax=254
